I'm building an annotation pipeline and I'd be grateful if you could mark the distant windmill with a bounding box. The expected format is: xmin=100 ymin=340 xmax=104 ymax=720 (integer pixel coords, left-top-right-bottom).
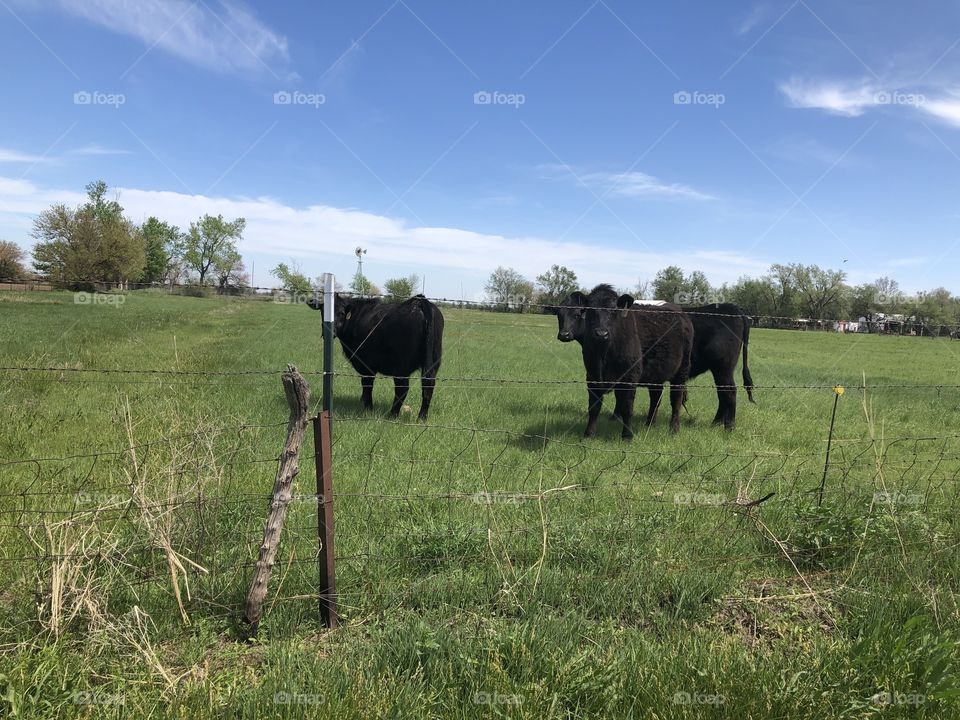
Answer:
xmin=354 ymin=247 xmax=367 ymax=296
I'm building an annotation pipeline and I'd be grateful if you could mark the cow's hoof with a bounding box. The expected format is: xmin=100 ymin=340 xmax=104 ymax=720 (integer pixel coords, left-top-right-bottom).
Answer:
xmin=621 ymin=433 xmax=634 ymax=442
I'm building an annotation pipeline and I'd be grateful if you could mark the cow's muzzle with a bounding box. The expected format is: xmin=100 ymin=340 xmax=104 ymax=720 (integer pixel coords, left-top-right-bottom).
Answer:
xmin=592 ymin=329 xmax=610 ymax=341
xmin=557 ymin=331 xmax=574 ymax=342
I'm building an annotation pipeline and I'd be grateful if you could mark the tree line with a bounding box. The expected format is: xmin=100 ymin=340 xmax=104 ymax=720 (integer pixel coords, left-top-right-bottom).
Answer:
xmin=0 ymin=180 xmax=248 ymax=290
xmin=481 ymin=264 xmax=960 ymax=328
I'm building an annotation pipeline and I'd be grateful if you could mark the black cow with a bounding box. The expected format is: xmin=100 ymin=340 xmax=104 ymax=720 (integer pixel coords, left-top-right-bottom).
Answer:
xmin=307 ymin=294 xmax=443 ymax=420
xmin=552 ymin=296 xmax=755 ymax=430
xmin=684 ymin=303 xmax=755 ymax=430
xmin=569 ymin=285 xmax=693 ymax=440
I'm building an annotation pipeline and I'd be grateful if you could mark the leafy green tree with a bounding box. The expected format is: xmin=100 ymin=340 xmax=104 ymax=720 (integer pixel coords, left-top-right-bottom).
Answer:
xmin=784 ymin=264 xmax=848 ymax=319
xmin=535 ymin=265 xmax=579 ymax=306
xmin=651 ymin=266 xmax=686 ymax=302
xmin=0 ymin=240 xmax=27 ymax=280
xmin=727 ymin=276 xmax=778 ymax=317
xmin=213 ymin=247 xmax=248 ymax=288
xmin=31 ymin=180 xmax=144 ymax=286
xmin=139 ymin=217 xmax=181 ymax=284
xmin=182 ymin=214 xmax=245 ymax=284
xmin=349 ymin=270 xmax=379 ymax=297
xmin=271 ymin=262 xmax=314 ymax=294
xmin=383 ymin=273 xmax=420 ymax=300
xmin=485 ymin=266 xmax=533 ymax=312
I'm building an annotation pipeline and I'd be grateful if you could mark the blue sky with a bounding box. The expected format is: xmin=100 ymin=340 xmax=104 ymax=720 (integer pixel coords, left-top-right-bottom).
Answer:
xmin=1 ymin=0 xmax=959 ymax=298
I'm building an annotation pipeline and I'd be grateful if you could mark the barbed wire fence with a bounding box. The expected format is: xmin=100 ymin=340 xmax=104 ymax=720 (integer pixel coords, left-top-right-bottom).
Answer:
xmin=1 ymin=279 xmax=959 ymax=643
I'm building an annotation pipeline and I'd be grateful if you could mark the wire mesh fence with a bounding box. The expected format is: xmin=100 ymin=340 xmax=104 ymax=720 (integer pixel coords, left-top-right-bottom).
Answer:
xmin=1 ymin=359 xmax=959 ymax=642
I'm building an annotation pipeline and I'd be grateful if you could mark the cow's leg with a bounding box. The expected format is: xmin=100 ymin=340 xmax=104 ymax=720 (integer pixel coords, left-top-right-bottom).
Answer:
xmin=417 ymin=373 xmax=436 ymax=421
xmin=389 ymin=376 xmax=410 ymax=417
xmin=612 ymin=388 xmax=626 ymax=422
xmin=360 ymin=375 xmax=375 ymax=411
xmin=669 ymin=381 xmax=685 ymax=434
xmin=712 ymin=367 xmax=737 ymax=431
xmin=584 ymin=383 xmax=604 ymax=438
xmin=645 ymin=386 xmax=663 ymax=426
xmin=618 ymin=386 xmax=636 ymax=441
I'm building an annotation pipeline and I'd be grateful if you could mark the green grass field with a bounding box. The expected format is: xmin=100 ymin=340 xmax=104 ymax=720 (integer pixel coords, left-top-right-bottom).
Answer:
xmin=1 ymin=290 xmax=959 ymax=718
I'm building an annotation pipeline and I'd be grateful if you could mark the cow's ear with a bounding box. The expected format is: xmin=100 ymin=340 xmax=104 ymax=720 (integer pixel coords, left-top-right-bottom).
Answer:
xmin=616 ymin=294 xmax=635 ymax=309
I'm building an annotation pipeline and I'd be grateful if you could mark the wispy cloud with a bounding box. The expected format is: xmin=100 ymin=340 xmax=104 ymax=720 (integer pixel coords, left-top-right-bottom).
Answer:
xmin=540 ymin=165 xmax=713 ymax=201
xmin=55 ymin=0 xmax=290 ymax=75
xmin=778 ymin=77 xmax=880 ymax=117
xmin=921 ymin=93 xmax=960 ymax=127
xmin=68 ymin=144 xmax=132 ymax=156
xmin=736 ymin=4 xmax=771 ymax=36
xmin=0 ymin=148 xmax=51 ymax=164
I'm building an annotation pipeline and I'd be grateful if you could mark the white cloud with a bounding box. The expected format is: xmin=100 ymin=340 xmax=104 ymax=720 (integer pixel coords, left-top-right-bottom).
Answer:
xmin=0 ymin=148 xmax=51 ymax=164
xmin=778 ymin=77 xmax=880 ymax=117
xmin=0 ymin=177 xmax=767 ymax=295
xmin=69 ymin=144 xmax=132 ymax=156
xmin=921 ymin=95 xmax=960 ymax=127
xmin=56 ymin=0 xmax=290 ymax=75
xmin=736 ymin=4 xmax=770 ymax=35
xmin=540 ymin=165 xmax=713 ymax=201
xmin=583 ymin=171 xmax=714 ymax=201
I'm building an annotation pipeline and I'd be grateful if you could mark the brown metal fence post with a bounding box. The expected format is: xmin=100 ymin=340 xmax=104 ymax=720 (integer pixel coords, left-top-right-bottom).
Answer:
xmin=314 ymin=410 xmax=338 ymax=628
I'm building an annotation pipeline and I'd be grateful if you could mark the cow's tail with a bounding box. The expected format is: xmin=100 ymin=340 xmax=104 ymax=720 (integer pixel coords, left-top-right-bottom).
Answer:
xmin=421 ymin=300 xmax=443 ymax=378
xmin=742 ymin=314 xmax=756 ymax=403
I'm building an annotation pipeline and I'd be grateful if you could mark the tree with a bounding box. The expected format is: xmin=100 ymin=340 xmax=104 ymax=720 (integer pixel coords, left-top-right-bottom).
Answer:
xmin=213 ymin=248 xmax=248 ymax=288
xmin=383 ymin=273 xmax=420 ymax=300
xmin=651 ymin=266 xmax=686 ymax=302
xmin=139 ymin=217 xmax=181 ymax=284
xmin=31 ymin=180 xmax=144 ymax=286
xmin=182 ymin=214 xmax=245 ymax=284
xmin=271 ymin=262 xmax=314 ymax=294
xmin=633 ymin=279 xmax=650 ymax=300
xmin=0 ymin=240 xmax=27 ymax=280
xmin=535 ymin=265 xmax=579 ymax=306
xmin=785 ymin=264 xmax=848 ymax=319
xmin=485 ymin=266 xmax=533 ymax=311
xmin=727 ymin=276 xmax=778 ymax=318
xmin=349 ymin=270 xmax=379 ymax=297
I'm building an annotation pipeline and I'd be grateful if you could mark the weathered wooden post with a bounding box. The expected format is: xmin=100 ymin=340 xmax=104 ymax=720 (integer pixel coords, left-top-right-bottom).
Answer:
xmin=314 ymin=410 xmax=338 ymax=628
xmin=243 ymin=365 xmax=310 ymax=636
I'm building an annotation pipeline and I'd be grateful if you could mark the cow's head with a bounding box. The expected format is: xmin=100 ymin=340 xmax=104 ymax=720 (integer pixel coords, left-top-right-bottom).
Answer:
xmin=304 ymin=293 xmax=351 ymax=333
xmin=582 ymin=286 xmax=633 ymax=343
xmin=552 ymin=291 xmax=589 ymax=342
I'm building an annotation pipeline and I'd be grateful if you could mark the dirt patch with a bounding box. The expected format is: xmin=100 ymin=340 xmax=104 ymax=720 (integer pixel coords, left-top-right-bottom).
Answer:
xmin=709 ymin=576 xmax=838 ymax=647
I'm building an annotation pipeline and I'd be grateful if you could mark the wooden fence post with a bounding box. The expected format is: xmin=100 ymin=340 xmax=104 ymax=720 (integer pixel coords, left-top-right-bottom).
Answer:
xmin=243 ymin=365 xmax=310 ymax=636
xmin=314 ymin=410 xmax=338 ymax=628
